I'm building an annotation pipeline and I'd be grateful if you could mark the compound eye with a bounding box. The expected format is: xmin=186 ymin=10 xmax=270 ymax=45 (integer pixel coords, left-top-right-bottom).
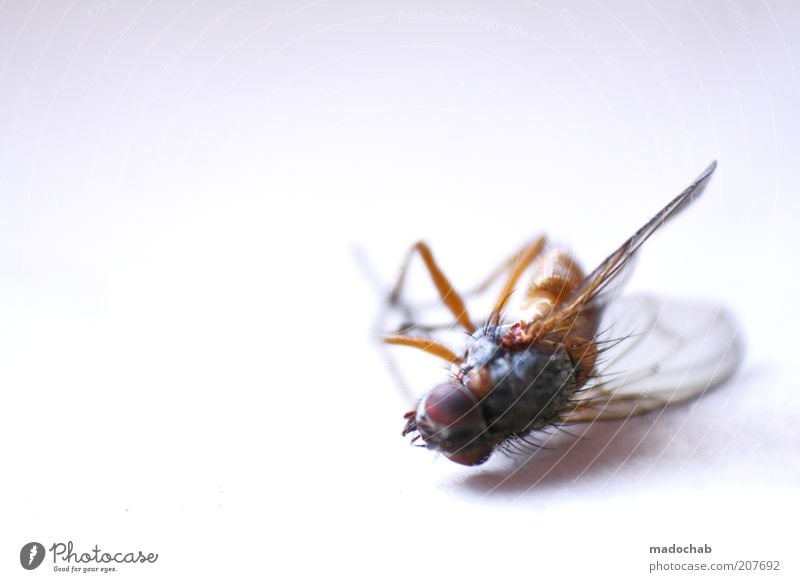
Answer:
xmin=445 ymin=444 xmax=493 ymax=466
xmin=416 ymin=381 xmax=493 ymax=465
xmin=421 ymin=381 xmax=483 ymax=431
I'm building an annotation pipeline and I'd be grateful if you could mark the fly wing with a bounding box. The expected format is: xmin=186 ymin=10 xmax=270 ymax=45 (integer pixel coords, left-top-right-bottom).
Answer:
xmin=559 ymin=295 xmax=743 ymax=423
xmin=534 ymin=161 xmax=717 ymax=341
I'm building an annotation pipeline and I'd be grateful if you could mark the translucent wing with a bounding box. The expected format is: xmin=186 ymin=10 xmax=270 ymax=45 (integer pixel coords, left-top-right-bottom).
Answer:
xmin=560 ymin=295 xmax=743 ymax=423
xmin=532 ymin=161 xmax=718 ymax=342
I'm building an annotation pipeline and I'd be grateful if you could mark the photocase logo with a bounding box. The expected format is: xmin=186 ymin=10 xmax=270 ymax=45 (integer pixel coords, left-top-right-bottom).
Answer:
xmin=20 ymin=542 xmax=46 ymax=570
xmin=18 ymin=539 xmax=158 ymax=573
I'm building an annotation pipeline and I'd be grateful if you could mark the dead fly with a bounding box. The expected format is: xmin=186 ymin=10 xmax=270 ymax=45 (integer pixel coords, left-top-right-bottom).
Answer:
xmin=380 ymin=161 xmax=740 ymax=466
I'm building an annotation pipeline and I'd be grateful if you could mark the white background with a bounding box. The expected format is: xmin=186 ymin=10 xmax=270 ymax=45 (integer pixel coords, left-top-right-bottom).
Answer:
xmin=1 ymin=1 xmax=798 ymax=580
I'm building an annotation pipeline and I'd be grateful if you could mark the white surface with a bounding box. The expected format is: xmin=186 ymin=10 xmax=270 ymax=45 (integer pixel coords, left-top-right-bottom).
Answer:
xmin=1 ymin=1 xmax=797 ymax=580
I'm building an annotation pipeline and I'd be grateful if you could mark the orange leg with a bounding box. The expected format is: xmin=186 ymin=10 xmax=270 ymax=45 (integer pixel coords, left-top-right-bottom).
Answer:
xmin=384 ymin=237 xmax=544 ymax=363
xmin=383 ymin=334 xmax=463 ymax=365
xmin=468 ymin=236 xmax=546 ymax=296
xmin=489 ymin=235 xmax=547 ymax=324
xmin=389 ymin=241 xmax=476 ymax=333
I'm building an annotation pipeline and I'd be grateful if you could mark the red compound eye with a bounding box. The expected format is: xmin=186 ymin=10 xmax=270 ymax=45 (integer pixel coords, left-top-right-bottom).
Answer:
xmin=422 ymin=382 xmax=483 ymax=430
xmin=416 ymin=381 xmax=493 ymax=466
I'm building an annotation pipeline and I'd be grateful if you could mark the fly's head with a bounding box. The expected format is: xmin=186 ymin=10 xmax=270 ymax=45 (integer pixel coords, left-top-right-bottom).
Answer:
xmin=403 ymin=380 xmax=494 ymax=466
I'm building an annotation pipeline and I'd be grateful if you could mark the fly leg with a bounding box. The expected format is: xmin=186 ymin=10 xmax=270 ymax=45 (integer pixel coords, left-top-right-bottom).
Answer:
xmin=385 ymin=236 xmax=546 ymax=335
xmin=486 ymin=235 xmax=547 ymax=325
xmin=383 ymin=334 xmax=463 ymax=365
xmin=376 ymin=236 xmax=542 ymax=403
xmin=388 ymin=241 xmax=477 ymax=333
xmin=382 ymin=236 xmax=543 ymax=364
xmin=465 ymin=235 xmax=547 ymax=298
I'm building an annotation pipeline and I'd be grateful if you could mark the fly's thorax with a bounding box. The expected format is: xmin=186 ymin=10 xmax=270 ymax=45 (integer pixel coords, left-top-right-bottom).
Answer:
xmin=462 ymin=328 xmax=579 ymax=440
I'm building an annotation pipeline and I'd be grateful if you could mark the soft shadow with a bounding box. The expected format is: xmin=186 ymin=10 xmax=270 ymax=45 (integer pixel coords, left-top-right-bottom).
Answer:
xmin=458 ymin=415 xmax=659 ymax=495
xmin=457 ymin=366 xmax=762 ymax=496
